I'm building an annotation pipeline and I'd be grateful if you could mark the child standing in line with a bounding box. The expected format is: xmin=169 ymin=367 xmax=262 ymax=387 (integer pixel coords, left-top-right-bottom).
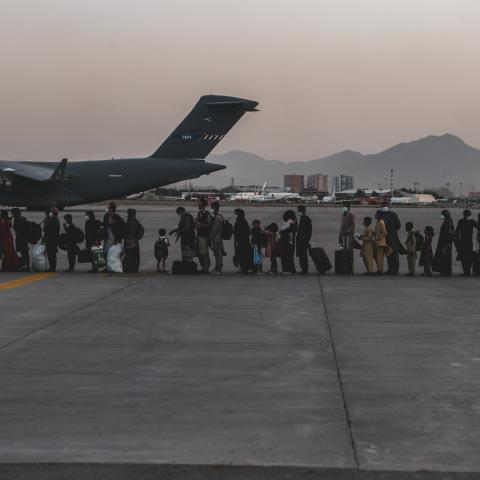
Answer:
xmin=264 ymin=223 xmax=279 ymax=274
xmin=154 ymin=228 xmax=170 ymax=273
xmin=419 ymin=226 xmax=434 ymax=276
xmin=250 ymin=219 xmax=265 ymax=274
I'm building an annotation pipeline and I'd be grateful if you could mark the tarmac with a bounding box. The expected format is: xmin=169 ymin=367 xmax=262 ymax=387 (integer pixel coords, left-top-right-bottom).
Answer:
xmin=0 ymin=206 xmax=479 ymax=479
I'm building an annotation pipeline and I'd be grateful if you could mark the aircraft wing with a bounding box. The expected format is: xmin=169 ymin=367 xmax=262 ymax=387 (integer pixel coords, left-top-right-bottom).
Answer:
xmin=0 ymin=159 xmax=66 ymax=182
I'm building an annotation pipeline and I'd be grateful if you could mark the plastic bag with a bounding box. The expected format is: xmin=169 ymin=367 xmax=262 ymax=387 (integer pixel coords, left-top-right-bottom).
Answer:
xmin=31 ymin=243 xmax=47 ymax=272
xmin=107 ymin=243 xmax=123 ymax=273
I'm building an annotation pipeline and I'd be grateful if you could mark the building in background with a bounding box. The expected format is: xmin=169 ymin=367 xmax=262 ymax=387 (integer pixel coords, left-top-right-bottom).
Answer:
xmin=284 ymin=174 xmax=304 ymax=193
xmin=306 ymin=174 xmax=329 ymax=192
xmin=332 ymin=175 xmax=354 ymax=192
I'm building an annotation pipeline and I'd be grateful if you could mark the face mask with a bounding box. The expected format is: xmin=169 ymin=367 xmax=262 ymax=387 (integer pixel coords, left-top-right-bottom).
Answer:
xmin=343 ymin=207 xmax=348 ymax=213
xmin=382 ymin=207 xmax=389 ymax=212
xmin=49 ymin=213 xmax=54 ymax=218
xmin=85 ymin=215 xmax=90 ymax=220
xmin=441 ymin=215 xmax=445 ymax=220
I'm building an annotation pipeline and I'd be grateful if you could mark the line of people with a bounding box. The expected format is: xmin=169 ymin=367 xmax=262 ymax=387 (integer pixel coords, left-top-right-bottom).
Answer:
xmin=1 ymin=201 xmax=479 ymax=276
xmin=341 ymin=201 xmax=480 ymax=276
xmin=165 ymin=199 xmax=312 ymax=275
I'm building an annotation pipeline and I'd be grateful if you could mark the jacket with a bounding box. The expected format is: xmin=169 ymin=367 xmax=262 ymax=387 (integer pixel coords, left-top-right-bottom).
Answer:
xmin=297 ymin=214 xmax=312 ymax=245
xmin=210 ymin=213 xmax=224 ymax=242
xmin=405 ymin=230 xmax=417 ymax=254
xmin=375 ymin=219 xmax=387 ymax=247
xmin=361 ymin=226 xmax=374 ymax=256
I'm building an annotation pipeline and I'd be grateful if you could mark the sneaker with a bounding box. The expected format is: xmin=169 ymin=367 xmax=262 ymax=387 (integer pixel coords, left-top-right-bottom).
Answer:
xmin=210 ymin=271 xmax=222 ymax=275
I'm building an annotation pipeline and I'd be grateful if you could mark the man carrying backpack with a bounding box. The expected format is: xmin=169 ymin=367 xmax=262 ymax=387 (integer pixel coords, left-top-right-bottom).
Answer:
xmin=196 ymin=198 xmax=212 ymax=273
xmin=170 ymin=206 xmax=196 ymax=261
xmin=210 ymin=201 xmax=225 ymax=275
xmin=11 ymin=208 xmax=30 ymax=272
xmin=63 ymin=214 xmax=84 ymax=272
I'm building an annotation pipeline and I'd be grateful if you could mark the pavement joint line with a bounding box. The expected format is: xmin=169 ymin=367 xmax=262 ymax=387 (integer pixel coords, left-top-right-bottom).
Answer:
xmin=0 ymin=278 xmax=146 ymax=353
xmin=0 ymin=272 xmax=57 ymax=291
xmin=317 ymin=275 xmax=360 ymax=470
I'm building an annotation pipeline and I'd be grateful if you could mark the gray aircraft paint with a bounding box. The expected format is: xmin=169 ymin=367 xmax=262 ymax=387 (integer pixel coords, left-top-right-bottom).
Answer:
xmin=0 ymin=95 xmax=258 ymax=209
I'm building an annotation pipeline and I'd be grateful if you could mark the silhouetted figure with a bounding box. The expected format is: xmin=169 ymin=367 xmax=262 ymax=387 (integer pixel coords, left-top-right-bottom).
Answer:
xmin=296 ymin=205 xmax=312 ymax=274
xmin=234 ymin=208 xmax=250 ymax=274
xmin=455 ymin=209 xmax=478 ymax=276
xmin=433 ymin=210 xmax=455 ymax=276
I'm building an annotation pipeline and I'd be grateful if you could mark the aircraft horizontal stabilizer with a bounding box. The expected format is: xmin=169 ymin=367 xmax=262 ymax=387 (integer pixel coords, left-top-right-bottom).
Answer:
xmin=0 ymin=158 xmax=68 ymax=183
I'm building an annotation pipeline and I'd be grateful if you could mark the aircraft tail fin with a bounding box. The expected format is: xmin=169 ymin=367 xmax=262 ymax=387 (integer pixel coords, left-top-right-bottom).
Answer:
xmin=151 ymin=95 xmax=258 ymax=159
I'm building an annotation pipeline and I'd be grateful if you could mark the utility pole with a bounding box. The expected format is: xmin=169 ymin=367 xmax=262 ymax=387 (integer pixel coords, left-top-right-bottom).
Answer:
xmin=445 ymin=182 xmax=451 ymax=198
xmin=390 ymin=168 xmax=394 ymax=193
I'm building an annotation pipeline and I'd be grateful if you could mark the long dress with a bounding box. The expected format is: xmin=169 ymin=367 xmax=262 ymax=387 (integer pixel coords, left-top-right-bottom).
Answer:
xmin=433 ymin=217 xmax=455 ymax=276
xmin=234 ymin=218 xmax=251 ymax=274
xmin=0 ymin=218 xmax=20 ymax=271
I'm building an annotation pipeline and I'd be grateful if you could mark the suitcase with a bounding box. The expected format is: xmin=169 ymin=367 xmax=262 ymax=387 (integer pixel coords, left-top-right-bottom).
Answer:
xmin=310 ymin=247 xmax=332 ymax=274
xmin=172 ymin=260 xmax=198 ymax=275
xmin=335 ymin=249 xmax=353 ymax=275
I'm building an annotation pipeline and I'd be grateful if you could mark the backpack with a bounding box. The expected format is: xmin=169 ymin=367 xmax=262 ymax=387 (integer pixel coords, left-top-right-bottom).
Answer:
xmin=27 ymin=221 xmax=42 ymax=244
xmin=221 ymin=219 xmax=233 ymax=240
xmin=155 ymin=238 xmax=169 ymax=258
xmin=415 ymin=231 xmax=424 ymax=252
xmin=73 ymin=226 xmax=85 ymax=244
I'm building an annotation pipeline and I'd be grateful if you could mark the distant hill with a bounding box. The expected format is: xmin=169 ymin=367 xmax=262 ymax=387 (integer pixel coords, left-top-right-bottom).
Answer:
xmin=198 ymin=134 xmax=480 ymax=193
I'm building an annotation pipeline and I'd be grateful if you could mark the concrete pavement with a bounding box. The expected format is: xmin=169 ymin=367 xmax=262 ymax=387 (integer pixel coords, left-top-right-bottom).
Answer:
xmin=0 ymin=206 xmax=479 ymax=478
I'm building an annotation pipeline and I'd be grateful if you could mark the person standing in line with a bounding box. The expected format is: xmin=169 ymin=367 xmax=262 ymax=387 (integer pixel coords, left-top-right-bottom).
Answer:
xmin=0 ymin=210 xmax=20 ymax=271
xmin=433 ymin=209 xmax=455 ymax=277
xmin=405 ymin=221 xmax=417 ymax=276
xmin=170 ymin=206 xmax=197 ymax=261
xmin=381 ymin=201 xmax=403 ymax=275
xmin=233 ymin=208 xmax=251 ymax=274
xmin=279 ymin=210 xmax=297 ymax=274
xmin=154 ymin=228 xmax=170 ymax=273
xmin=209 ymin=201 xmax=224 ymax=275
xmin=84 ymin=211 xmax=104 ymax=273
xmin=359 ymin=216 xmax=375 ymax=275
xmin=196 ymin=198 xmax=212 ymax=274
xmin=264 ymin=223 xmax=279 ymax=275
xmin=103 ymin=202 xmax=125 ymax=255
xmin=43 ymin=208 xmax=60 ymax=272
xmin=296 ymin=205 xmax=312 ymax=275
xmin=123 ymin=208 xmax=144 ymax=274
xmin=339 ymin=202 xmax=355 ymax=272
xmin=11 ymin=208 xmax=30 ymax=272
xmin=419 ymin=226 xmax=434 ymax=276
xmin=455 ymin=209 xmax=478 ymax=276
xmin=63 ymin=214 xmax=81 ymax=273
xmin=374 ymin=210 xmax=388 ymax=275
xmin=250 ymin=219 xmax=265 ymax=274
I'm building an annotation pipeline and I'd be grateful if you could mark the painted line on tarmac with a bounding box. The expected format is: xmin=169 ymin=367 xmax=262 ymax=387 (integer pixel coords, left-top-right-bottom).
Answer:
xmin=0 ymin=272 xmax=57 ymax=291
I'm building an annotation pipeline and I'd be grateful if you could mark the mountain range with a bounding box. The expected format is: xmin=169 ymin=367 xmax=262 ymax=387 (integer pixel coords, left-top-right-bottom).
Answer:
xmin=198 ymin=134 xmax=480 ymax=194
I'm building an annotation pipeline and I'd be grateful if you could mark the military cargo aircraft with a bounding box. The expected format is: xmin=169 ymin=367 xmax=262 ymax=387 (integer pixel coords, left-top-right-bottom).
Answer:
xmin=0 ymin=95 xmax=258 ymax=210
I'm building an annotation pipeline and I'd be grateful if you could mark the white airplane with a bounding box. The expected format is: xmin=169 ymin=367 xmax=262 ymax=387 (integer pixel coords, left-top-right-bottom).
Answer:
xmin=321 ymin=187 xmax=336 ymax=204
xmin=257 ymin=191 xmax=301 ymax=202
xmin=229 ymin=182 xmax=268 ymax=201
xmin=125 ymin=192 xmax=145 ymax=200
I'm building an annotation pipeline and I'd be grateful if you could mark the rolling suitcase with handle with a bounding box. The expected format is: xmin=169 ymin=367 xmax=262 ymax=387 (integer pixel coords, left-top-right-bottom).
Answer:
xmin=310 ymin=247 xmax=332 ymax=274
xmin=335 ymin=248 xmax=353 ymax=275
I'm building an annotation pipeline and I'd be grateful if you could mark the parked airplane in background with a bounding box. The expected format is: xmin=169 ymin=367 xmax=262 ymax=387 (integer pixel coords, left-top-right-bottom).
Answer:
xmin=125 ymin=192 xmax=145 ymax=200
xmin=230 ymin=182 xmax=301 ymax=202
xmin=0 ymin=95 xmax=258 ymax=210
xmin=321 ymin=187 xmax=336 ymax=204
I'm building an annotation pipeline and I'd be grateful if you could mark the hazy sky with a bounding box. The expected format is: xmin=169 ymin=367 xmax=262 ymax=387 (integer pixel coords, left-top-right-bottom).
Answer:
xmin=1 ymin=0 xmax=479 ymax=162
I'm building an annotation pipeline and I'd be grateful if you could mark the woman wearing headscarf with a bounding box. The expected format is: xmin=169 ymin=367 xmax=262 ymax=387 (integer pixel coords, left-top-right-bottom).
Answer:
xmin=233 ymin=208 xmax=250 ymax=274
xmin=433 ymin=209 xmax=455 ymax=276
xmin=0 ymin=210 xmax=20 ymax=271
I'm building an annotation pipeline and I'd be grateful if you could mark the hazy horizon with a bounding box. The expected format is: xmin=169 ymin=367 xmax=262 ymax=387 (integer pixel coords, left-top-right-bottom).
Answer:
xmin=1 ymin=1 xmax=479 ymax=162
